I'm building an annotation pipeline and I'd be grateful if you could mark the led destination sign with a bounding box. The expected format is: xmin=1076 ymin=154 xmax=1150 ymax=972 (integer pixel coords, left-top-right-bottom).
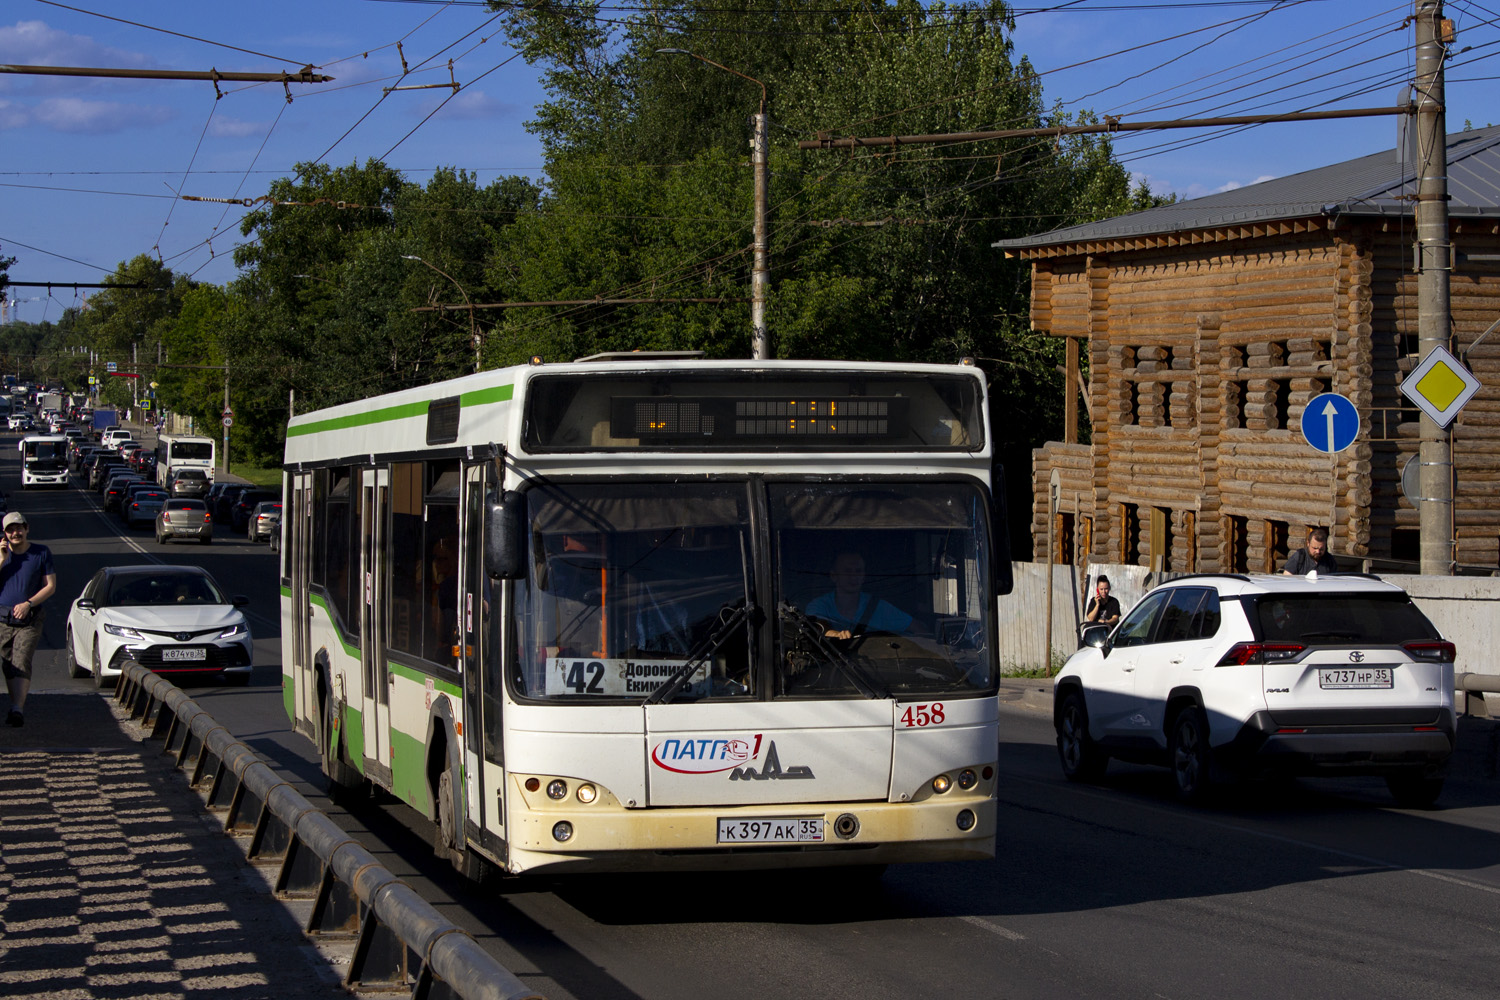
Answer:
xmin=523 ymin=370 xmax=984 ymax=451
xmin=613 ymin=396 xmax=904 ymax=441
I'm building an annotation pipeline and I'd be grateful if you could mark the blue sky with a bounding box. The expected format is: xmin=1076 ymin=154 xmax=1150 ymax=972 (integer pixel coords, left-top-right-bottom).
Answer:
xmin=2 ymin=1 xmax=1497 ymax=322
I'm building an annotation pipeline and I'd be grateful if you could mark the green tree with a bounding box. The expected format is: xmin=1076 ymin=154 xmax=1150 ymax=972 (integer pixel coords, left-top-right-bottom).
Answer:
xmin=0 ymin=242 xmax=15 ymax=297
xmin=223 ymin=161 xmax=538 ymax=462
xmin=489 ymin=0 xmax=1151 ymax=458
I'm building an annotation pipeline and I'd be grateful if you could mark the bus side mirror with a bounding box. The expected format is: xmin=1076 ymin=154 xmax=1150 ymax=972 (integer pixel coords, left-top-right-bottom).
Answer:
xmin=486 ymin=491 xmax=528 ymax=580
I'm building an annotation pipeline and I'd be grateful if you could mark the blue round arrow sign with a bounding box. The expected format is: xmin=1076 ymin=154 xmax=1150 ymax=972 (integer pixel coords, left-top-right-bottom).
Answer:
xmin=1300 ymin=392 xmax=1360 ymax=454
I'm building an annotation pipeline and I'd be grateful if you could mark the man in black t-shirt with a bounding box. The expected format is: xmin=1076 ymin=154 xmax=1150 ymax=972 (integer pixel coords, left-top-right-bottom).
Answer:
xmin=1283 ymin=527 xmax=1339 ymax=575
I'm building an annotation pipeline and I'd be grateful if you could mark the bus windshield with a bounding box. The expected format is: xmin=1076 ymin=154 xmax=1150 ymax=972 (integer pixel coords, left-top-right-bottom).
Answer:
xmin=511 ymin=480 xmax=993 ymax=704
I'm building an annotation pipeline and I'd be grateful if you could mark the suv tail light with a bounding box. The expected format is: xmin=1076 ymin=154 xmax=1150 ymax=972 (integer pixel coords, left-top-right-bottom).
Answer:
xmin=1401 ymin=640 xmax=1455 ymax=663
xmin=1217 ymin=642 xmax=1306 ymax=666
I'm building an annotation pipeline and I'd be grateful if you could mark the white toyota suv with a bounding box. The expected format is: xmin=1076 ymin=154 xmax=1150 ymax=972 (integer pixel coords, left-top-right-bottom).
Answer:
xmin=1054 ymin=573 xmax=1455 ymax=807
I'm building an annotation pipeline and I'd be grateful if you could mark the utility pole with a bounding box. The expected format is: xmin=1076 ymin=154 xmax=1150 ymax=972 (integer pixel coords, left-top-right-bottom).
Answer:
xmin=750 ymin=105 xmax=770 ymax=361
xmin=1415 ymin=0 xmax=1453 ymax=575
xmin=223 ymin=368 xmax=231 ymax=475
xmin=656 ymin=49 xmax=771 ymax=359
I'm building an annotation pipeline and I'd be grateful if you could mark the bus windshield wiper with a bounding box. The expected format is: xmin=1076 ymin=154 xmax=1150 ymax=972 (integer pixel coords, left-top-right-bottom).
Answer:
xmin=778 ymin=602 xmax=888 ymax=700
xmin=644 ymin=601 xmax=755 ymax=706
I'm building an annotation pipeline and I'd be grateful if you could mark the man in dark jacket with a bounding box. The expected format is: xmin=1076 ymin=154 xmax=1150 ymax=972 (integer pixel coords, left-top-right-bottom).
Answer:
xmin=1283 ymin=527 xmax=1339 ymax=575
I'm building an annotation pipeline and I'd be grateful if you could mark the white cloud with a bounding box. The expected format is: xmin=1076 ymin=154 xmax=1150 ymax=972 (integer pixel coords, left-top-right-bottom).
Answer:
xmin=416 ymin=88 xmax=519 ymax=122
xmin=0 ymin=99 xmax=27 ymax=129
xmin=1215 ymin=174 xmax=1276 ymax=194
xmin=209 ymin=116 xmax=270 ymax=139
xmin=0 ymin=19 xmax=152 ymax=68
xmin=27 ymin=97 xmax=174 ymax=134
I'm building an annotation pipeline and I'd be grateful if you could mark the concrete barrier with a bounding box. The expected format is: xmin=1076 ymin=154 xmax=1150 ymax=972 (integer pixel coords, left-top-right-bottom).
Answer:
xmin=111 ymin=661 xmax=542 ymax=1000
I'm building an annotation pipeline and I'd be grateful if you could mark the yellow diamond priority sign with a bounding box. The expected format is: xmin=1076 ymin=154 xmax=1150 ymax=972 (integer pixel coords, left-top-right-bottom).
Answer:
xmin=1399 ymin=345 xmax=1480 ymax=429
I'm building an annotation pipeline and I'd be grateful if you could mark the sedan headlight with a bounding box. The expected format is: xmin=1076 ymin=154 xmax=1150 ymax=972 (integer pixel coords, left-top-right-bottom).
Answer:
xmin=103 ymin=623 xmax=144 ymax=640
xmin=218 ymin=623 xmax=248 ymax=640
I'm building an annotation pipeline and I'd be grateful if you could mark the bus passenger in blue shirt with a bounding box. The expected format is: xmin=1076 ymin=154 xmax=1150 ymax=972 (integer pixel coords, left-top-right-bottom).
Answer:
xmin=806 ymin=551 xmax=912 ymax=640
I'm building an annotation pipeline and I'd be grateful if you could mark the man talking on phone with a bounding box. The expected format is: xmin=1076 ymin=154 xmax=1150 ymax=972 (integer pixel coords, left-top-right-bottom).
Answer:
xmin=1 ymin=512 xmax=57 ymax=727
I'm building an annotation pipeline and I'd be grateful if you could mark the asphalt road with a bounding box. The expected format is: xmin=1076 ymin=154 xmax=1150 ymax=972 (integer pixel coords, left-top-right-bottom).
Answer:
xmin=16 ymin=435 xmax=1500 ymax=1000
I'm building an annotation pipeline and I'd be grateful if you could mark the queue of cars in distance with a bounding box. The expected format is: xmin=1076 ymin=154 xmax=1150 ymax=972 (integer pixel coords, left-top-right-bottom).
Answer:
xmin=1054 ymin=572 xmax=1456 ymax=807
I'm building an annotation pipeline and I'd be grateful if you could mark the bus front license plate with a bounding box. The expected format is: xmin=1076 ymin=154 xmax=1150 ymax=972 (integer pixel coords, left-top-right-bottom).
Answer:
xmin=717 ymin=817 xmax=824 ymax=844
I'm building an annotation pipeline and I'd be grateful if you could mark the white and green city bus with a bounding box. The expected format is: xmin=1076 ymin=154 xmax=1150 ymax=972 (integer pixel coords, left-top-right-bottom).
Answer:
xmin=280 ymin=355 xmax=1010 ymax=877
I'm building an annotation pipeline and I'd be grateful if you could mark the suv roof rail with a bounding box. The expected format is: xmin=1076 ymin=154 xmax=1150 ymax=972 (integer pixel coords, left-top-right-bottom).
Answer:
xmin=1155 ymin=572 xmax=1252 ymax=585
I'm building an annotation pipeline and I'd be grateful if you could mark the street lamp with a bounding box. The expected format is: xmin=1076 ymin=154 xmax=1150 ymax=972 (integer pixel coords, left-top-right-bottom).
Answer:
xmin=401 ymin=255 xmax=480 ymax=373
xmin=655 ymin=48 xmax=771 ymax=361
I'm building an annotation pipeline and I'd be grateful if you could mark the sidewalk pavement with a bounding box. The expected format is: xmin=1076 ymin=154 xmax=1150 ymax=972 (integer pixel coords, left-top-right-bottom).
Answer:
xmin=998 ymin=675 xmax=1053 ymax=714
xmin=0 ymin=690 xmax=343 ymax=999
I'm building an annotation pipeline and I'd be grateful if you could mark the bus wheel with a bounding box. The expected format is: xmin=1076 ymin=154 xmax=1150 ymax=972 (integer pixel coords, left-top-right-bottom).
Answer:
xmin=437 ymin=762 xmax=493 ymax=884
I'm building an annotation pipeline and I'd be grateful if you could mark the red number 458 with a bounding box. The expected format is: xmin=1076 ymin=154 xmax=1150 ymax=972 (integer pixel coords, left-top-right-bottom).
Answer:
xmin=901 ymin=703 xmax=945 ymax=728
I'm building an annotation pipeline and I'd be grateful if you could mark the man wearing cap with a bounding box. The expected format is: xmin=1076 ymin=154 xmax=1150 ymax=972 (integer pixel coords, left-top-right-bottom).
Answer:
xmin=0 ymin=512 xmax=57 ymax=727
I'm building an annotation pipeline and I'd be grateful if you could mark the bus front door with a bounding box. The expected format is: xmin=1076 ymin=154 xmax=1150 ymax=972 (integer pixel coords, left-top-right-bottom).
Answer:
xmin=462 ymin=464 xmax=505 ymax=847
xmin=360 ymin=467 xmax=392 ymax=779
xmin=289 ymin=472 xmax=315 ymax=729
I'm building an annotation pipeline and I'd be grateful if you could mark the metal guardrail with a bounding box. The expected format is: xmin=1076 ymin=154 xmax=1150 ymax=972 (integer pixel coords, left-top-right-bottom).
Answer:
xmin=112 ymin=661 xmax=543 ymax=1000
xmin=1457 ymin=672 xmax=1500 ymax=694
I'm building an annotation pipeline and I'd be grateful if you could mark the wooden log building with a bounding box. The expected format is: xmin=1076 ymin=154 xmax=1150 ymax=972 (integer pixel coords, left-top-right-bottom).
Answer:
xmin=994 ymin=124 xmax=1500 ymax=574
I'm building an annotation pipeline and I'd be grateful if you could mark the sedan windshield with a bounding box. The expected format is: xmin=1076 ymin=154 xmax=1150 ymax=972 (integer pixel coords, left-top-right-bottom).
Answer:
xmin=106 ymin=574 xmax=225 ymax=606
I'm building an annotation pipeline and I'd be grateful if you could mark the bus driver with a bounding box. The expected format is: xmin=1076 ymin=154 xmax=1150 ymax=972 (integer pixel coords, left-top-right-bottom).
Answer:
xmin=806 ymin=551 xmax=913 ymax=640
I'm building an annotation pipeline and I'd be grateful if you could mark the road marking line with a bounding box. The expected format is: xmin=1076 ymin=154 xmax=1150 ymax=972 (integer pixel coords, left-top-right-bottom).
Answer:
xmin=959 ymin=915 xmax=1026 ymax=941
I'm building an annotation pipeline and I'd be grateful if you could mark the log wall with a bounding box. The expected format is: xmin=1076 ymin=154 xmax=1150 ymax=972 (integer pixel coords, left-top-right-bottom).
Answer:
xmin=1026 ymin=219 xmax=1500 ymax=573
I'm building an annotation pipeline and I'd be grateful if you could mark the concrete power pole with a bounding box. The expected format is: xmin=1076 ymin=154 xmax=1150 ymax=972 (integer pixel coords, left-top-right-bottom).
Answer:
xmin=750 ymin=109 xmax=770 ymax=361
xmin=1415 ymin=0 xmax=1453 ymax=575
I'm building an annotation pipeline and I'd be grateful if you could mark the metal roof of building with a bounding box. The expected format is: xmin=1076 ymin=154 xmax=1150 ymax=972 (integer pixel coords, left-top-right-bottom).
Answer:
xmin=994 ymin=123 xmax=1500 ymax=252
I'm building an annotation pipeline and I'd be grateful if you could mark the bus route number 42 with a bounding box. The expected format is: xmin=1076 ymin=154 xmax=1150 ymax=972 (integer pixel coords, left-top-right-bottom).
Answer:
xmin=901 ymin=703 xmax=945 ymax=728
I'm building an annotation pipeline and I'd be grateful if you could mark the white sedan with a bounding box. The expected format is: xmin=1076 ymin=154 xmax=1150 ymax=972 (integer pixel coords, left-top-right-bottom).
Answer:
xmin=66 ymin=564 xmax=253 ymax=687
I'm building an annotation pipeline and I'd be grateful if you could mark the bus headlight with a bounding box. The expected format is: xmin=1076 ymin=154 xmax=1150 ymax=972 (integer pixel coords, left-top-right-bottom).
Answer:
xmin=576 ymin=784 xmax=597 ymax=804
xmin=552 ymin=821 xmax=573 ymax=842
xmin=932 ymin=774 xmax=952 ymax=794
xmin=956 ymin=809 xmax=976 ymax=831
xmin=956 ymin=769 xmax=977 ymax=790
xmin=547 ymin=779 xmax=568 ymax=800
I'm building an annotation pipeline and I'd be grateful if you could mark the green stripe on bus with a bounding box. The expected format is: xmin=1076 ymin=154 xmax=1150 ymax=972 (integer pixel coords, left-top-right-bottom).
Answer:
xmin=460 ymin=384 xmax=513 ymax=407
xmin=389 ymin=660 xmax=462 ymax=698
xmin=309 ymin=592 xmax=463 ymax=695
xmin=286 ymin=399 xmax=428 ymax=437
xmin=286 ymin=382 xmax=513 ymax=437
